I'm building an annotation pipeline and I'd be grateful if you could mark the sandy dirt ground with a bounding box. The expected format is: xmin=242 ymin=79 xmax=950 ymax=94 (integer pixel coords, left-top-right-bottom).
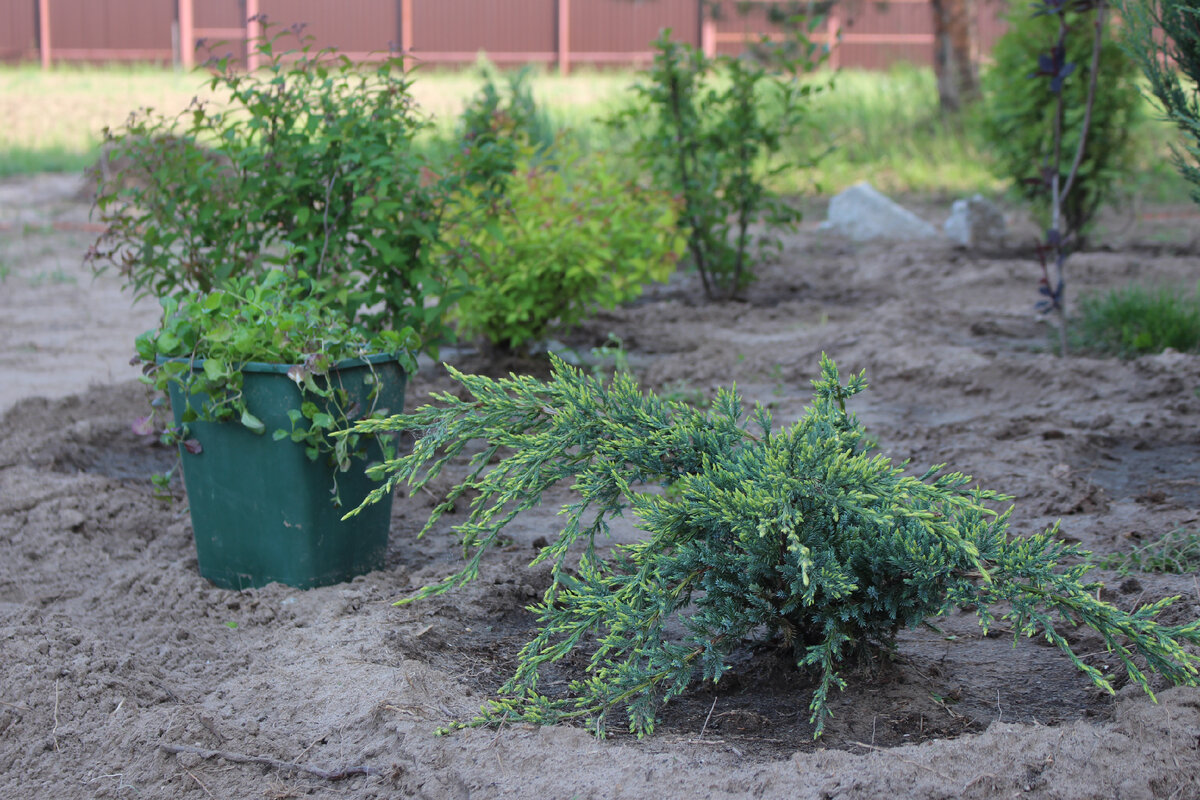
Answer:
xmin=2 ymin=175 xmax=1200 ymax=799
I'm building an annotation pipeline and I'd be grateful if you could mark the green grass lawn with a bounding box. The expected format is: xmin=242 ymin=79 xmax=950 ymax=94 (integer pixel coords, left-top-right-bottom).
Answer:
xmin=0 ymin=60 xmax=1190 ymax=201
xmin=0 ymin=64 xmax=208 ymax=176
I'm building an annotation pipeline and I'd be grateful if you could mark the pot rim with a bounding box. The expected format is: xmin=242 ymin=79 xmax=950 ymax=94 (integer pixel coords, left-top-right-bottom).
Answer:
xmin=155 ymin=351 xmax=400 ymax=374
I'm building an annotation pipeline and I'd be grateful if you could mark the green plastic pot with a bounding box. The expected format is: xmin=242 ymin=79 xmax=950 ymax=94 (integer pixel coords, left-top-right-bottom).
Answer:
xmin=165 ymin=354 xmax=406 ymax=590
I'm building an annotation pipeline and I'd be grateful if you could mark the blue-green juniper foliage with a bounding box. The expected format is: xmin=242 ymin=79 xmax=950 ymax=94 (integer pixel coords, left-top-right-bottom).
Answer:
xmin=346 ymin=355 xmax=1200 ymax=737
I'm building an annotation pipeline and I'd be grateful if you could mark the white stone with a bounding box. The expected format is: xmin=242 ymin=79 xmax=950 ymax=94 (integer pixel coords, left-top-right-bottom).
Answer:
xmin=943 ymin=194 xmax=1007 ymax=247
xmin=822 ymin=182 xmax=940 ymax=242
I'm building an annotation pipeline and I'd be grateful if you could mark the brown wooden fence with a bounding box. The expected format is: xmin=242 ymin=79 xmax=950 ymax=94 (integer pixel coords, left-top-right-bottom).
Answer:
xmin=2 ymin=0 xmax=1009 ymax=72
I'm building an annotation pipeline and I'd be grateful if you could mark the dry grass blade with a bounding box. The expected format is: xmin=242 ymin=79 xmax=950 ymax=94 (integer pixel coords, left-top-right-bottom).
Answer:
xmin=160 ymin=743 xmax=383 ymax=782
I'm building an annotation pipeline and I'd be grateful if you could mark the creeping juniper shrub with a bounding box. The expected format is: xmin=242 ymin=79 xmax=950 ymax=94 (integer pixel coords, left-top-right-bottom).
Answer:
xmin=612 ymin=31 xmax=819 ymax=301
xmin=346 ymin=355 xmax=1200 ymax=737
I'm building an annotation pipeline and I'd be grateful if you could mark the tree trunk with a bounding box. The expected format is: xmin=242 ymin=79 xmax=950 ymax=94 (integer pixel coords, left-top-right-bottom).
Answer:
xmin=930 ymin=0 xmax=980 ymax=114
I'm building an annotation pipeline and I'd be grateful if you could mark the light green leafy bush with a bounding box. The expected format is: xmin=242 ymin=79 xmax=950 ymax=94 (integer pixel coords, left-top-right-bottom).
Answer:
xmin=347 ymin=355 xmax=1200 ymax=737
xmin=445 ymin=147 xmax=685 ymax=350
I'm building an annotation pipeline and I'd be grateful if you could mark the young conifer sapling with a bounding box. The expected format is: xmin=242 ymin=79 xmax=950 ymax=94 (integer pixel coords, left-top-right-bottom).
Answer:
xmin=1031 ymin=0 xmax=1108 ymax=355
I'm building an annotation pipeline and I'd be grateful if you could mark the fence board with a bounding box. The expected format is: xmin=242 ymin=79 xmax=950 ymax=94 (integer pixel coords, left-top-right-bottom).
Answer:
xmin=0 ymin=2 xmax=36 ymax=61
xmin=46 ymin=0 xmax=174 ymax=63
xmin=260 ymin=0 xmax=400 ymax=56
xmin=413 ymin=0 xmax=556 ymax=63
xmin=3 ymin=0 xmax=1016 ymax=71
xmin=570 ymin=0 xmax=699 ymax=65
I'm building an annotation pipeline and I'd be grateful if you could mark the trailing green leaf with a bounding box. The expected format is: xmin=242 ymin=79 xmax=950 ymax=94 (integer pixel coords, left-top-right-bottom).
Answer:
xmin=347 ymin=355 xmax=1200 ymax=737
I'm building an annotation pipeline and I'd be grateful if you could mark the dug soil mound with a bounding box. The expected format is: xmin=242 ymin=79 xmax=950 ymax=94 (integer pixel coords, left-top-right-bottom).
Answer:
xmin=2 ymin=175 xmax=1200 ymax=798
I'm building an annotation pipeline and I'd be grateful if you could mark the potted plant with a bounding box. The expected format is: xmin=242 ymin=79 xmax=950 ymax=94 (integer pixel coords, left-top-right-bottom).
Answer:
xmin=135 ymin=270 xmax=419 ymax=589
xmin=87 ymin=30 xmax=475 ymax=588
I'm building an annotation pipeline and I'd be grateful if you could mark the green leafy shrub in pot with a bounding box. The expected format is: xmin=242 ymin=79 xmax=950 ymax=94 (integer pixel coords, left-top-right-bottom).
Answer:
xmin=347 ymin=355 xmax=1200 ymax=737
xmin=981 ymin=7 xmax=1140 ymax=244
xmin=135 ymin=269 xmax=419 ymax=495
xmin=137 ymin=268 xmax=417 ymax=588
xmin=445 ymin=146 xmax=685 ymax=351
xmin=88 ymin=27 xmax=463 ymax=344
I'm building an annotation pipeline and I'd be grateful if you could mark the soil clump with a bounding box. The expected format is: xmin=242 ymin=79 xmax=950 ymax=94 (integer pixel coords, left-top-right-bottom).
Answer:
xmin=2 ymin=175 xmax=1200 ymax=798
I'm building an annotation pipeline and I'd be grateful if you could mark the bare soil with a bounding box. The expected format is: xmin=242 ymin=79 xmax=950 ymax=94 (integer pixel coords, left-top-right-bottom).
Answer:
xmin=3 ymin=175 xmax=1200 ymax=799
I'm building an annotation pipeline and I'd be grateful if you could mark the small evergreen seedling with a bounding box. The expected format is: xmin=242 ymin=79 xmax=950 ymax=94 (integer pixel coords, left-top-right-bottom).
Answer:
xmin=983 ymin=0 xmax=1138 ymax=354
xmin=347 ymin=356 xmax=1200 ymax=737
xmin=1119 ymin=0 xmax=1200 ymax=204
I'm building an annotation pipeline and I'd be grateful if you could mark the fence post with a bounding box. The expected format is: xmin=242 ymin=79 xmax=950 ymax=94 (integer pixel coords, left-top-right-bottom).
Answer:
xmin=557 ymin=0 xmax=570 ymax=75
xmin=37 ymin=0 xmax=51 ymax=69
xmin=701 ymin=12 xmax=716 ymax=58
xmin=178 ymin=0 xmax=194 ymax=69
xmin=826 ymin=12 xmax=840 ymax=70
xmin=400 ymin=0 xmax=413 ymax=56
xmin=245 ymin=0 xmax=261 ymax=70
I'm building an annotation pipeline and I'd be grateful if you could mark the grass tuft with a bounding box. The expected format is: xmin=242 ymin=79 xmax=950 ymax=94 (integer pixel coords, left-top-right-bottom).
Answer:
xmin=1099 ymin=528 xmax=1200 ymax=574
xmin=1070 ymin=282 xmax=1200 ymax=358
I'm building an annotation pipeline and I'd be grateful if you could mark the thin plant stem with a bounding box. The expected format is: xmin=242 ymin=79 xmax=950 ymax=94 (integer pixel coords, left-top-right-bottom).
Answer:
xmin=1047 ymin=1 xmax=1105 ymax=357
xmin=1060 ymin=0 xmax=1108 ymax=204
xmin=665 ymin=65 xmax=714 ymax=300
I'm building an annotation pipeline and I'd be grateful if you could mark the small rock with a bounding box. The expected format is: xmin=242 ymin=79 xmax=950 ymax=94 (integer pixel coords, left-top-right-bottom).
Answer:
xmin=821 ymin=182 xmax=940 ymax=242
xmin=529 ymin=339 xmax=581 ymax=365
xmin=943 ymin=194 xmax=1007 ymax=247
xmin=60 ymin=509 xmax=87 ymax=531
xmin=1118 ymin=577 xmax=1144 ymax=594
